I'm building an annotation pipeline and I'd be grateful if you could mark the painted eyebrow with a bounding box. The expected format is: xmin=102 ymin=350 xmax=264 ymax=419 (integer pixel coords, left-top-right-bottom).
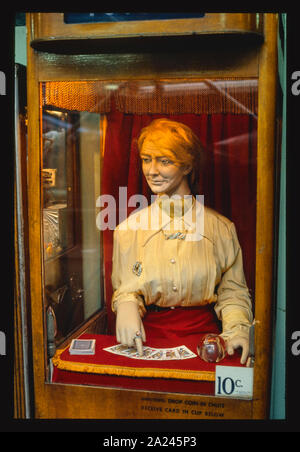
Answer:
xmin=140 ymin=154 xmax=173 ymax=160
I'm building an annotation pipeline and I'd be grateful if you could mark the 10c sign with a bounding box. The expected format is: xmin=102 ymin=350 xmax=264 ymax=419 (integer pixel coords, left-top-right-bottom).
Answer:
xmin=215 ymin=366 xmax=253 ymax=398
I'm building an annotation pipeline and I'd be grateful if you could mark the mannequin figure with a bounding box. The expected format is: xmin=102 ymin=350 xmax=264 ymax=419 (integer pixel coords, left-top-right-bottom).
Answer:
xmin=111 ymin=118 xmax=253 ymax=365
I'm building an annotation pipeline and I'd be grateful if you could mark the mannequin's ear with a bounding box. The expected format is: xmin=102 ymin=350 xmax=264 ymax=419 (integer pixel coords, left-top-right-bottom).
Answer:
xmin=182 ymin=164 xmax=193 ymax=176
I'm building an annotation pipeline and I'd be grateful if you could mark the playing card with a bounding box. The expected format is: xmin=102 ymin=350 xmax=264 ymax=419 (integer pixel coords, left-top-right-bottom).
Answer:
xmin=69 ymin=339 xmax=96 ymax=355
xmin=104 ymin=344 xmax=196 ymax=360
xmin=177 ymin=345 xmax=197 ymax=359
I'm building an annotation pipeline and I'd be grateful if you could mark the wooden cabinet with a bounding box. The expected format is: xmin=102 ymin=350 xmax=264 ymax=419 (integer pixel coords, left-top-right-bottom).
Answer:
xmin=21 ymin=12 xmax=279 ymax=419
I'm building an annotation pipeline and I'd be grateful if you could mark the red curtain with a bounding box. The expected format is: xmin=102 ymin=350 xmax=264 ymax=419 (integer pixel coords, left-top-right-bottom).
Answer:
xmin=102 ymin=108 xmax=257 ymax=333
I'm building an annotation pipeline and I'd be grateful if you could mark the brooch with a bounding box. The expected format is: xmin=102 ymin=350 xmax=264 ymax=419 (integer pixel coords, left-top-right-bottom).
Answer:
xmin=132 ymin=261 xmax=143 ymax=277
xmin=164 ymin=231 xmax=186 ymax=240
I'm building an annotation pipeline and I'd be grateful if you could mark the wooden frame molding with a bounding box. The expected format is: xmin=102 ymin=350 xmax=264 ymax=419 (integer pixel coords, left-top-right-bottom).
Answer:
xmin=25 ymin=13 xmax=278 ymax=419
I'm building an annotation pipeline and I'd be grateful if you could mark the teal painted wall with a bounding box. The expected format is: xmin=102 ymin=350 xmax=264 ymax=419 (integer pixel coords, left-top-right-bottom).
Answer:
xmin=14 ymin=25 xmax=26 ymax=66
xmin=270 ymin=13 xmax=286 ymax=420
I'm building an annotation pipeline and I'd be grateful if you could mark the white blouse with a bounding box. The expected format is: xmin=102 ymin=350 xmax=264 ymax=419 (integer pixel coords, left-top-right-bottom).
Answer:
xmin=111 ymin=196 xmax=253 ymax=333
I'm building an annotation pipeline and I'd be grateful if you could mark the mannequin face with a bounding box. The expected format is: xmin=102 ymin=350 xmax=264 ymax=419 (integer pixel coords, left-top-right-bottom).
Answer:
xmin=140 ymin=141 xmax=192 ymax=197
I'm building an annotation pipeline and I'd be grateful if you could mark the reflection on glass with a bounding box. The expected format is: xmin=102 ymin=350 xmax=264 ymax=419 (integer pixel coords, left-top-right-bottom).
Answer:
xmin=42 ymin=111 xmax=71 ymax=259
xmin=41 ymin=101 xmax=104 ymax=344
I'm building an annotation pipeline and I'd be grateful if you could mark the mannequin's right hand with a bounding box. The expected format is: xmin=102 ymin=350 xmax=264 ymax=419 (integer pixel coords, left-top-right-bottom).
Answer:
xmin=116 ymin=302 xmax=146 ymax=354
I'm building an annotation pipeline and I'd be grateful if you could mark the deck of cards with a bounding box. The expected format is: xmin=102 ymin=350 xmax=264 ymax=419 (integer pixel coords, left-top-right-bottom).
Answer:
xmin=104 ymin=344 xmax=196 ymax=360
xmin=69 ymin=339 xmax=96 ymax=355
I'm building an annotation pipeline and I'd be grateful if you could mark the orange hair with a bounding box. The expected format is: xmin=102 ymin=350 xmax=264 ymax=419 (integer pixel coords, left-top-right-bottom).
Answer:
xmin=137 ymin=118 xmax=204 ymax=194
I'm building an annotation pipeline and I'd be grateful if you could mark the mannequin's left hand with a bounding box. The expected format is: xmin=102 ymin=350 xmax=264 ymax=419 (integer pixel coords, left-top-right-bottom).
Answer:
xmin=226 ymin=335 xmax=250 ymax=366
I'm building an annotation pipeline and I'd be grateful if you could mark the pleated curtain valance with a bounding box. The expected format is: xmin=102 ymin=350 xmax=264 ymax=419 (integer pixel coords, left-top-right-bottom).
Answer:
xmin=42 ymin=81 xmax=112 ymax=114
xmin=42 ymin=78 xmax=258 ymax=115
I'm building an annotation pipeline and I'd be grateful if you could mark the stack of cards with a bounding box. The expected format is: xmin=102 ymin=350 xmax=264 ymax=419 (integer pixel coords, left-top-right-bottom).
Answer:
xmin=69 ymin=339 xmax=96 ymax=355
xmin=104 ymin=344 xmax=196 ymax=360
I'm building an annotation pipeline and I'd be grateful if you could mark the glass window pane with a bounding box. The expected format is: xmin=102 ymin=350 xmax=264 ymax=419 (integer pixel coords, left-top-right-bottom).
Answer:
xmin=42 ymin=78 xmax=258 ymax=399
xmin=41 ymin=97 xmax=104 ymax=345
xmin=64 ymin=13 xmax=206 ymax=24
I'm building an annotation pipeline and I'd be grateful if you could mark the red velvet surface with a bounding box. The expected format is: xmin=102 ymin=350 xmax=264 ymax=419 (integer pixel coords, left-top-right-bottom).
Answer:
xmin=52 ymin=307 xmax=244 ymax=395
xmin=52 ymin=334 xmax=243 ymax=395
xmin=52 ymin=370 xmax=215 ymax=395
